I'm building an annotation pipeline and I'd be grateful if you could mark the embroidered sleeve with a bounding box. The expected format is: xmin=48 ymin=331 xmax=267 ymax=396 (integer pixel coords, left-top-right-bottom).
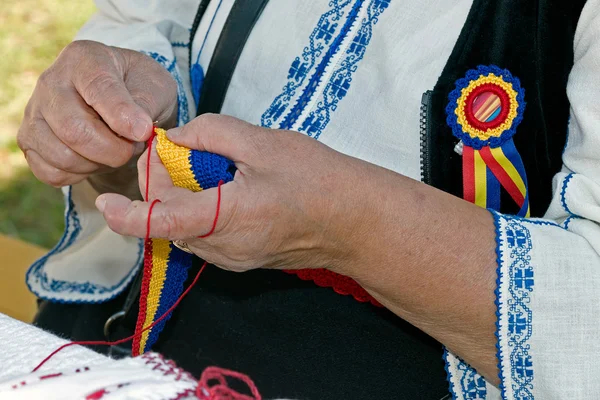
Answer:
xmin=26 ymin=0 xmax=194 ymax=303
xmin=448 ymin=2 xmax=600 ymax=398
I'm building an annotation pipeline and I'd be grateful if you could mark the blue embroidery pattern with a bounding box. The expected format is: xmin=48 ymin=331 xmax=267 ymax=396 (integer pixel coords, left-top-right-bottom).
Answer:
xmin=171 ymin=41 xmax=189 ymax=48
xmin=144 ymin=52 xmax=190 ymax=125
xmin=458 ymin=359 xmax=488 ymax=399
xmin=299 ymin=0 xmax=391 ymax=138
xmin=503 ymin=217 xmax=535 ymax=399
xmin=261 ymin=0 xmax=355 ymax=128
xmin=560 ymin=173 xmax=578 ymax=217
xmin=563 ymin=215 xmax=580 ymax=230
xmin=26 ymin=188 xmax=144 ymax=303
xmin=279 ymin=0 xmax=364 ymax=130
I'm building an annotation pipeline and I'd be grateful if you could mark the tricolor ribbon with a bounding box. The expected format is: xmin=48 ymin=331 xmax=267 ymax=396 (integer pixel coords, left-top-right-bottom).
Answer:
xmin=446 ymin=65 xmax=530 ymax=217
xmin=133 ymin=128 xmax=235 ymax=356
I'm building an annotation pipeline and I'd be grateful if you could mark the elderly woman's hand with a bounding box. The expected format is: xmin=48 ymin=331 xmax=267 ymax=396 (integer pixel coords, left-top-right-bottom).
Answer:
xmin=17 ymin=40 xmax=178 ymax=199
xmin=95 ymin=114 xmax=390 ymax=273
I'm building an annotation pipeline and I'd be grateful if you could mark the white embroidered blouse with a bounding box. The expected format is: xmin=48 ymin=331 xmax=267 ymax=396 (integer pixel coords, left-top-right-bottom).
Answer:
xmin=22 ymin=0 xmax=600 ymax=398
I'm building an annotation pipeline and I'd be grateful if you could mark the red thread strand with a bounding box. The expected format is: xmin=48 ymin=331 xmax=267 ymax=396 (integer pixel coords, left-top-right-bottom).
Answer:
xmin=144 ymin=131 xmax=157 ymax=202
xmin=197 ymin=367 xmax=262 ymax=400
xmin=198 ymin=180 xmax=224 ymax=238
xmin=32 ymin=262 xmax=207 ymax=373
xmin=132 ymin=197 xmax=162 ymax=356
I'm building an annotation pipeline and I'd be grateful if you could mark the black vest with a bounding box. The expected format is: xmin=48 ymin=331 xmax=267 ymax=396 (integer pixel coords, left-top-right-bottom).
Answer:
xmin=423 ymin=0 xmax=587 ymax=217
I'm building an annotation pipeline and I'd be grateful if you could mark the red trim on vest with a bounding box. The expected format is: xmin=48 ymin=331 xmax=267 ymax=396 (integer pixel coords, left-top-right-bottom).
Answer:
xmin=285 ymin=269 xmax=382 ymax=307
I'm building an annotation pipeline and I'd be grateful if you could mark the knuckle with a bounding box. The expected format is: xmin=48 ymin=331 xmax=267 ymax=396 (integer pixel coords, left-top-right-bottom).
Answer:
xmin=162 ymin=210 xmax=183 ymax=240
xmin=193 ymin=113 xmax=220 ymax=130
xmin=17 ymin=117 xmax=43 ymax=152
xmin=16 ymin=125 xmax=30 ymax=152
xmin=83 ymin=73 xmax=121 ymax=106
xmin=63 ymin=40 xmax=87 ymax=54
xmin=129 ymin=93 xmax=156 ymax=117
xmin=43 ymin=168 xmax=70 ymax=188
xmin=35 ymin=68 xmax=58 ymax=94
xmin=61 ymin=116 xmax=94 ymax=147
xmin=22 ymin=98 xmax=36 ymax=120
xmin=62 ymin=40 xmax=99 ymax=60
xmin=36 ymin=69 xmax=51 ymax=87
xmin=55 ymin=147 xmax=82 ymax=171
xmin=107 ymin=143 xmax=134 ymax=169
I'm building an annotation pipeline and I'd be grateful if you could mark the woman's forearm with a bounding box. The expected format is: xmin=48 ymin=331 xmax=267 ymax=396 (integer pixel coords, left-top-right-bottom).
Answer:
xmin=342 ymin=168 xmax=499 ymax=384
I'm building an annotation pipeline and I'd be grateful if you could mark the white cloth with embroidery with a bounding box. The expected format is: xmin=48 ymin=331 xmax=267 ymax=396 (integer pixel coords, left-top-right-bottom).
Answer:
xmin=0 ymin=314 xmax=291 ymax=400
xmin=23 ymin=0 xmax=600 ymax=398
xmin=0 ymin=313 xmax=195 ymax=399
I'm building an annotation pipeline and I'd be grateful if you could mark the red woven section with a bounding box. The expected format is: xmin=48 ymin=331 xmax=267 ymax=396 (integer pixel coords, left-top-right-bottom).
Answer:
xmin=285 ymin=269 xmax=382 ymax=307
xmin=132 ymin=237 xmax=154 ymax=357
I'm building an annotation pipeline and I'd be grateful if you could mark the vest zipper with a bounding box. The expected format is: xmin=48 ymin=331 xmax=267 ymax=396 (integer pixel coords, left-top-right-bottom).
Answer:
xmin=420 ymin=90 xmax=434 ymax=185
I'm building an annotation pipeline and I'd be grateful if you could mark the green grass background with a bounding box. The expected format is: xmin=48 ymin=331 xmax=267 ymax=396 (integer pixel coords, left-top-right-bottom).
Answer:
xmin=0 ymin=0 xmax=96 ymax=248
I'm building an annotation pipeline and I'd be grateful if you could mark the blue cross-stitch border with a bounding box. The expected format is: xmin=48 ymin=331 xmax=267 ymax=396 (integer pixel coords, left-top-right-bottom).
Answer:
xmin=493 ymin=212 xmax=536 ymax=400
xmin=261 ymin=0 xmax=356 ymax=129
xmin=298 ymin=0 xmax=391 ymax=139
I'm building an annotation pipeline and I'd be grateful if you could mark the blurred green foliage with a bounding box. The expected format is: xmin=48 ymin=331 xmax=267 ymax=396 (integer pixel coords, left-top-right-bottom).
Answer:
xmin=0 ymin=0 xmax=96 ymax=248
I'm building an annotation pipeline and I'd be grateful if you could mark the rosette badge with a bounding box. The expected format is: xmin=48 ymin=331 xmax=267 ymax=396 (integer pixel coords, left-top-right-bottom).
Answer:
xmin=446 ymin=65 xmax=530 ymax=217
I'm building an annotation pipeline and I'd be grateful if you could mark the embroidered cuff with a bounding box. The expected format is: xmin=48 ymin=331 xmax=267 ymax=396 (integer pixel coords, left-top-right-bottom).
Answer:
xmin=26 ymin=183 xmax=143 ymax=303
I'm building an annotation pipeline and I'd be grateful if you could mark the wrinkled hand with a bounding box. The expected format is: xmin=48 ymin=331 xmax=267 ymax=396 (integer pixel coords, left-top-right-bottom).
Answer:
xmin=96 ymin=114 xmax=384 ymax=273
xmin=18 ymin=40 xmax=178 ymax=199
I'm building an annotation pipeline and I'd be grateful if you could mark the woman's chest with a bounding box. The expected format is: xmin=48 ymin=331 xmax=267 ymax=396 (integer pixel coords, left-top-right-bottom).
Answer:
xmin=192 ymin=0 xmax=473 ymax=179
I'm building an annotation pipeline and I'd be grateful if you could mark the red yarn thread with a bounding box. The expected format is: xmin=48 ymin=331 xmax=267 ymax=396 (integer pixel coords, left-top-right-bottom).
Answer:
xmin=197 ymin=367 xmax=262 ymax=400
xmin=198 ymin=182 xmax=223 ymax=238
xmin=32 ymin=261 xmax=207 ymax=373
xmin=32 ymin=127 xmax=261 ymax=400
xmin=132 ymin=131 xmax=160 ymax=356
xmin=144 ymin=130 xmax=156 ymax=202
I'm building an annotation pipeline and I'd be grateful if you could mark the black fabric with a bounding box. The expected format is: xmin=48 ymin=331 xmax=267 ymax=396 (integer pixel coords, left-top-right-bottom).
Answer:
xmin=424 ymin=0 xmax=587 ymax=217
xmin=196 ymin=0 xmax=270 ymax=115
xmin=36 ymin=262 xmax=449 ymax=399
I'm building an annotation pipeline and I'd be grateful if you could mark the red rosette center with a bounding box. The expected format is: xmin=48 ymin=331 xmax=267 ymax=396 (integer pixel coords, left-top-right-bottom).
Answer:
xmin=464 ymin=83 xmax=511 ymax=131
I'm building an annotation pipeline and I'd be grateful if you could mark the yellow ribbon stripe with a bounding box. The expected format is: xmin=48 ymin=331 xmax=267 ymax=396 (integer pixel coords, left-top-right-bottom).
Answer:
xmin=489 ymin=147 xmax=527 ymax=199
xmin=138 ymin=238 xmax=171 ymax=355
xmin=473 ymin=150 xmax=488 ymax=209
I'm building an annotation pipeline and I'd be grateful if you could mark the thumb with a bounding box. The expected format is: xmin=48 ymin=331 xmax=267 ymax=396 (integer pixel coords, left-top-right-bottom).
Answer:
xmin=166 ymin=114 xmax=263 ymax=163
xmin=125 ymin=50 xmax=179 ymax=129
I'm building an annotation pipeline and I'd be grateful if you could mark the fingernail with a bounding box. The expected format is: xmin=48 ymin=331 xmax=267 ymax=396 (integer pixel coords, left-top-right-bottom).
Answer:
xmin=132 ymin=118 xmax=150 ymax=140
xmin=95 ymin=196 xmax=107 ymax=213
xmin=166 ymin=127 xmax=182 ymax=139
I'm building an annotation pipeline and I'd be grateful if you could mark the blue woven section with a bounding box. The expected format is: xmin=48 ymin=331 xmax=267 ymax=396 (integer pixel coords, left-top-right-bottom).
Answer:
xmin=144 ymin=243 xmax=193 ymax=353
xmin=189 ymin=150 xmax=236 ymax=189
